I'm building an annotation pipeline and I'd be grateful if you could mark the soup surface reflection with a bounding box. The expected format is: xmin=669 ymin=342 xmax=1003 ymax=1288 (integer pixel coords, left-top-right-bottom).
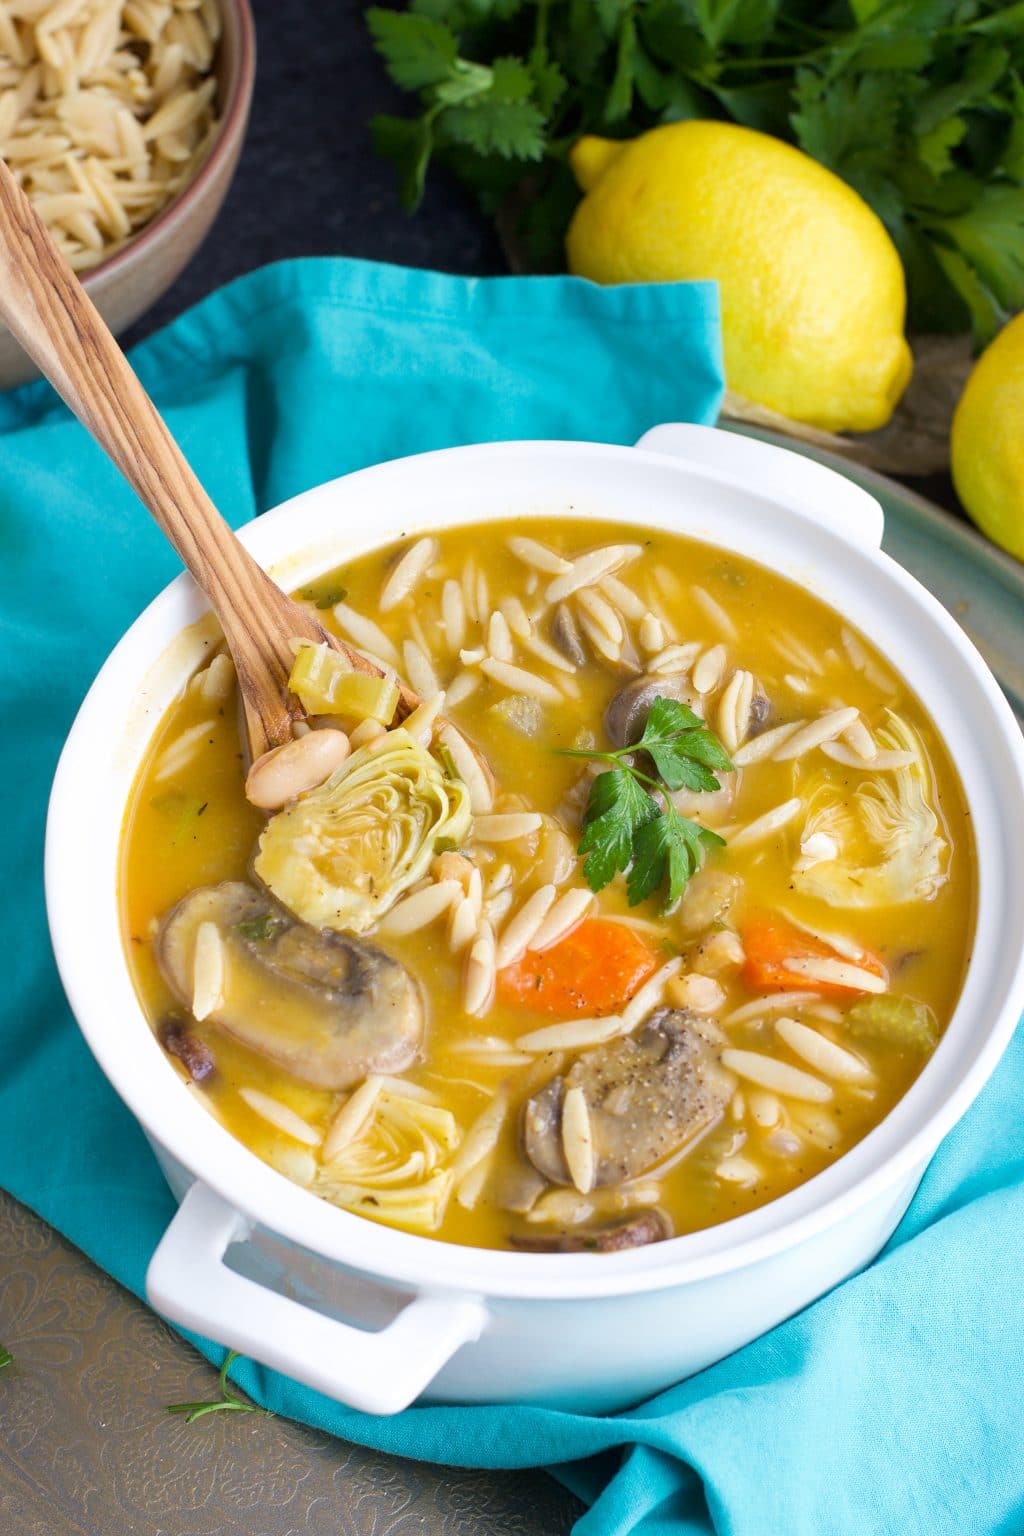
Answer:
xmin=120 ymin=519 xmax=975 ymax=1252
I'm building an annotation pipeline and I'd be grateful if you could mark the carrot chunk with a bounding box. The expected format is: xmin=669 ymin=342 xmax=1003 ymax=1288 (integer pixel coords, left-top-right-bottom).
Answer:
xmin=741 ymin=916 xmax=885 ymax=995
xmin=497 ymin=918 xmax=659 ymax=1017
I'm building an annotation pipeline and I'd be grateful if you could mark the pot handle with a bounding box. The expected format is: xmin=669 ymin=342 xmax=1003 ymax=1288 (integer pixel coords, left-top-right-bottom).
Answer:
xmin=634 ymin=422 xmax=884 ymax=550
xmin=146 ymin=1181 xmax=488 ymax=1415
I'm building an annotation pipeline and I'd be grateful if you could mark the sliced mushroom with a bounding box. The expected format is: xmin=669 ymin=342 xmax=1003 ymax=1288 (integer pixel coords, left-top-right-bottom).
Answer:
xmin=159 ymin=1015 xmax=215 ymax=1082
xmin=509 ymin=1208 xmax=672 ymax=1252
xmin=157 ymin=882 xmax=423 ymax=1090
xmin=749 ymin=691 xmax=772 ymax=733
xmin=604 ymin=672 xmax=699 ymax=749
xmin=491 ymin=1158 xmax=549 ymax=1214
xmin=552 ymin=602 xmax=587 ymax=668
xmin=522 ymin=1008 xmax=731 ymax=1188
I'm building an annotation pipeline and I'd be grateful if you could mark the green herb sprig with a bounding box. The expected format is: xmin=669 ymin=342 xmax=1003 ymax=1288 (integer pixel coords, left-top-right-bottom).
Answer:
xmin=558 ymin=696 xmax=731 ymax=911
xmin=367 ymin=0 xmax=1024 ymax=344
xmin=0 ymin=1345 xmax=12 ymax=1371
xmin=165 ymin=1351 xmax=272 ymax=1425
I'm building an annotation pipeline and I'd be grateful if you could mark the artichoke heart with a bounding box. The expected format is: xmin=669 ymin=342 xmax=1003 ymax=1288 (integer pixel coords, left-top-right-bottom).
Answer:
xmin=793 ymin=712 xmax=947 ymax=909
xmin=254 ymin=727 xmax=472 ymax=934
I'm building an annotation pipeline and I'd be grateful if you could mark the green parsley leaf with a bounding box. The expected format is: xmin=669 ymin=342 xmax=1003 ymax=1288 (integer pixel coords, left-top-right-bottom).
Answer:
xmin=166 ymin=1351 xmax=272 ymax=1426
xmin=366 ymin=8 xmax=458 ymax=90
xmin=435 ymin=59 xmax=494 ymax=105
xmin=368 ymin=0 xmax=1024 ymax=339
xmin=0 ymin=1345 xmax=12 ymax=1371
xmin=635 ymin=696 xmax=733 ymax=791
xmin=605 ymin=8 xmax=637 ymax=124
xmin=628 ymin=809 xmax=724 ymax=909
xmin=562 ymin=694 xmax=732 ymax=909
xmin=578 ymin=767 xmax=659 ymax=891
xmin=692 ymin=0 xmax=782 ymax=52
xmin=930 ymin=182 xmax=1024 ymax=315
xmin=917 ymin=116 xmax=968 ymax=180
xmin=490 ymin=55 xmax=534 ymax=101
xmin=529 ymin=55 xmax=568 ymax=115
xmin=372 ymin=112 xmax=436 ymax=212
xmin=441 ymin=97 xmax=547 ymax=158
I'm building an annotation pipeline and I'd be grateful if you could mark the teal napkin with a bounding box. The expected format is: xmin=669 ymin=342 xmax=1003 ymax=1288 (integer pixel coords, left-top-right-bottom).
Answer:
xmin=0 ymin=255 xmax=1019 ymax=1536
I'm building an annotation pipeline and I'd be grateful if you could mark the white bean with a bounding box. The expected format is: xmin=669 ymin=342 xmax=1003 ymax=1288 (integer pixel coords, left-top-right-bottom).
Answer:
xmin=245 ymin=729 xmax=350 ymax=810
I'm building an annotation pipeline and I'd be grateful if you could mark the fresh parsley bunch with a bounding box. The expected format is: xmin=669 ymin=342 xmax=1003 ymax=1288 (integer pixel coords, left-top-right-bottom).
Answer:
xmin=559 ymin=696 xmax=732 ymax=911
xmin=368 ymin=0 xmax=1024 ymax=344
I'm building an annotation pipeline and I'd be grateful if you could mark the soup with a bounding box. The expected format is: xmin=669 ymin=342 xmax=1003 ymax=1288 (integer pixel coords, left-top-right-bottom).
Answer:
xmin=120 ymin=519 xmax=975 ymax=1252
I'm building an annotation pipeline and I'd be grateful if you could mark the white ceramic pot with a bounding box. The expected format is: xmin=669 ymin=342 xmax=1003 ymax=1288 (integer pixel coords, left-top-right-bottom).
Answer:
xmin=46 ymin=425 xmax=1024 ymax=1416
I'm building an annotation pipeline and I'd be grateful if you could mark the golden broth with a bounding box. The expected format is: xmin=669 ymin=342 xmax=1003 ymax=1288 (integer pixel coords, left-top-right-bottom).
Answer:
xmin=120 ymin=518 xmax=975 ymax=1251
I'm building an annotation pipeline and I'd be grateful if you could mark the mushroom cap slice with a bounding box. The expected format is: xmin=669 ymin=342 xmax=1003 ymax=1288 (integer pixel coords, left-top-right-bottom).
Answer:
xmin=522 ymin=1008 xmax=731 ymax=1187
xmin=157 ymin=882 xmax=423 ymax=1090
xmin=510 ymin=1208 xmax=672 ymax=1252
xmin=604 ymin=672 xmax=699 ymax=750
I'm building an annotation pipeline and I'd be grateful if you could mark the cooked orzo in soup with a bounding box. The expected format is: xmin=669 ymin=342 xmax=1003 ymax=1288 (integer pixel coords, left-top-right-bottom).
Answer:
xmin=120 ymin=519 xmax=975 ymax=1252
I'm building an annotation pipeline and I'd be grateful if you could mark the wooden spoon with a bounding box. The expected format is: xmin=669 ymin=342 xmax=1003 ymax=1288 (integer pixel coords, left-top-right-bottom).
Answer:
xmin=0 ymin=159 xmax=419 ymax=762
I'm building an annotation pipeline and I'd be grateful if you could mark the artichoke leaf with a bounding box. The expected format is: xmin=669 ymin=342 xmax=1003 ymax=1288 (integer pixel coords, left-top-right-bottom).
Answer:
xmin=254 ymin=727 xmax=472 ymax=934
xmin=793 ymin=712 xmax=947 ymax=909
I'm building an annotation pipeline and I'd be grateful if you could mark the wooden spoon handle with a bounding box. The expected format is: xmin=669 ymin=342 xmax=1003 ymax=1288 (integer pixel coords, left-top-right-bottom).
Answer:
xmin=0 ymin=160 xmax=416 ymax=758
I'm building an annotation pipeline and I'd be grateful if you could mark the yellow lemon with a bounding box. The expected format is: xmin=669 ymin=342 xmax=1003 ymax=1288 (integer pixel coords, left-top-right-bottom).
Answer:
xmin=566 ymin=121 xmax=912 ymax=434
xmin=951 ymin=312 xmax=1024 ymax=562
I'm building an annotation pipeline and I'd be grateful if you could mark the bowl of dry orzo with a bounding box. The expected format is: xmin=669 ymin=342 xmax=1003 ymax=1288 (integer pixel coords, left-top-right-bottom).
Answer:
xmin=0 ymin=0 xmax=254 ymax=391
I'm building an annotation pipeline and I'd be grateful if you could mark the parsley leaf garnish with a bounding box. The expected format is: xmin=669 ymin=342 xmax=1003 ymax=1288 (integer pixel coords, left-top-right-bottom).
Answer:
xmin=0 ymin=1345 xmax=12 ymax=1371
xmin=367 ymin=0 xmax=1024 ymax=341
xmin=166 ymin=1351 xmax=272 ymax=1426
xmin=578 ymin=767 xmax=659 ymax=891
xmin=638 ymin=696 xmax=733 ymax=791
xmin=558 ymin=695 xmax=732 ymax=913
xmin=629 ymin=809 xmax=725 ymax=910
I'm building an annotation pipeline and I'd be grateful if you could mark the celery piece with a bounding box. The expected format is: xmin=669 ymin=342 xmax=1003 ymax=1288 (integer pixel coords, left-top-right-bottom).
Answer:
xmin=289 ymin=645 xmax=399 ymax=722
xmin=846 ymin=994 xmax=938 ymax=1051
